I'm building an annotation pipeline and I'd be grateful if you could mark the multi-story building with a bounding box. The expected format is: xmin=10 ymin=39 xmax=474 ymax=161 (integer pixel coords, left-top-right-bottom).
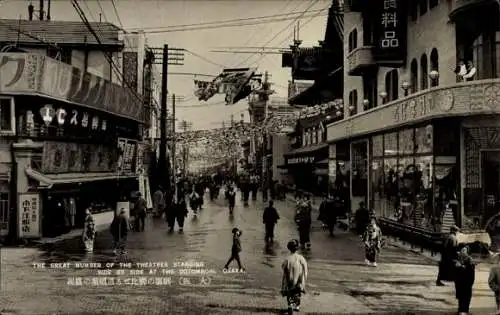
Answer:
xmin=0 ymin=18 xmax=155 ymax=241
xmin=327 ymin=0 xmax=500 ymax=246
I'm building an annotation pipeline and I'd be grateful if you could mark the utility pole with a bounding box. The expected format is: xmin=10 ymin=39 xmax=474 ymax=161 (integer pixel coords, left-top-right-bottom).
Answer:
xmin=157 ymin=44 xmax=184 ymax=204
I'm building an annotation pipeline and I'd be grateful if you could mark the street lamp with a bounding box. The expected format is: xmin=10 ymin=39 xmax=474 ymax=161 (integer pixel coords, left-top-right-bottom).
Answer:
xmin=379 ymin=91 xmax=388 ymax=104
xmin=362 ymin=99 xmax=369 ymax=110
xmin=401 ymin=81 xmax=410 ymax=96
xmin=429 ymin=70 xmax=439 ymax=87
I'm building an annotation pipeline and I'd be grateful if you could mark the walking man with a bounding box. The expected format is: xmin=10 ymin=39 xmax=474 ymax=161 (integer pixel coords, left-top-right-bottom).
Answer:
xmin=436 ymin=225 xmax=460 ymax=286
xmin=134 ymin=192 xmax=147 ymax=232
xmin=224 ymin=227 xmax=245 ymax=271
xmin=263 ymin=200 xmax=280 ymax=243
xmin=152 ymin=186 xmax=165 ymax=218
xmin=110 ymin=209 xmax=128 ymax=255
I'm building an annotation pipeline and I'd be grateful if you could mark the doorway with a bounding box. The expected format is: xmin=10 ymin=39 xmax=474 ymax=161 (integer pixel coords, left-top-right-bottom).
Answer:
xmin=482 ymin=150 xmax=500 ymax=249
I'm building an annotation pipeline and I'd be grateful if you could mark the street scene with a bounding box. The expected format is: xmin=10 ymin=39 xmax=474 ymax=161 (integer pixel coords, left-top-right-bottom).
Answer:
xmin=1 ymin=192 xmax=496 ymax=314
xmin=1 ymin=0 xmax=500 ymax=314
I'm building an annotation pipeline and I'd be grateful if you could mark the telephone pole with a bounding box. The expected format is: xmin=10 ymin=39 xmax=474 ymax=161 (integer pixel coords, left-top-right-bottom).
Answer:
xmin=156 ymin=44 xmax=184 ymax=203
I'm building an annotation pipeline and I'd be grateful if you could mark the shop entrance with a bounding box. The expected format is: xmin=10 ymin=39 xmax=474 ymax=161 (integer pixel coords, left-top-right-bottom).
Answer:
xmin=482 ymin=150 xmax=500 ymax=249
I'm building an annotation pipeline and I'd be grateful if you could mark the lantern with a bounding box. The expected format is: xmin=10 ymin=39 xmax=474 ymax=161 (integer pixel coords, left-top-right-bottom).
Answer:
xmin=39 ymin=105 xmax=55 ymax=126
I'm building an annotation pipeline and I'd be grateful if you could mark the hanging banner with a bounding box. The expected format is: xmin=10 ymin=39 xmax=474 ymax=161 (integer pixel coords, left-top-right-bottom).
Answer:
xmin=373 ymin=0 xmax=407 ymax=64
xmin=195 ymin=68 xmax=256 ymax=104
xmin=18 ymin=193 xmax=41 ymax=238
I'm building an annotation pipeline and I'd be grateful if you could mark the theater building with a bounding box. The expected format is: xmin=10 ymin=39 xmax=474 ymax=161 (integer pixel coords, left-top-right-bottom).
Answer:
xmin=0 ymin=19 xmax=146 ymax=240
xmin=328 ymin=0 xmax=500 ymax=246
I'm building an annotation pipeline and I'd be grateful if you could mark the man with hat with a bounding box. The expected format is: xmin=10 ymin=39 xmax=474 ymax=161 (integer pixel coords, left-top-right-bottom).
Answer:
xmin=281 ymin=239 xmax=308 ymax=313
xmin=436 ymin=225 xmax=460 ymax=286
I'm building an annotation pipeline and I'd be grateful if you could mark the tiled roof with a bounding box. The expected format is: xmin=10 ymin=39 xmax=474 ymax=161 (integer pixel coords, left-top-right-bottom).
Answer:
xmin=0 ymin=19 xmax=123 ymax=46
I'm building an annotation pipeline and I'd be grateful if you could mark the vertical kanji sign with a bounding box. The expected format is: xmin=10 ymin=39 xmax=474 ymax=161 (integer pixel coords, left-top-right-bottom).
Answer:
xmin=374 ymin=0 xmax=407 ymax=63
xmin=18 ymin=193 xmax=41 ymax=238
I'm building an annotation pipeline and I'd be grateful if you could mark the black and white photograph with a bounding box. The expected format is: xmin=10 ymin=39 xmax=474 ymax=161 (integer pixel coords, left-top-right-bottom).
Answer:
xmin=0 ymin=0 xmax=500 ymax=314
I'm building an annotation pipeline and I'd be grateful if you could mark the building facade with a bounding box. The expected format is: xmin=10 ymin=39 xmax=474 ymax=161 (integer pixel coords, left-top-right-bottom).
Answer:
xmin=328 ymin=0 xmax=500 ymax=244
xmin=0 ymin=19 xmax=149 ymax=240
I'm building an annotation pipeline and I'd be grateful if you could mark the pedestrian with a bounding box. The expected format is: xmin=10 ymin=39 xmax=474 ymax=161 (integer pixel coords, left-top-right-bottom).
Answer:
xmin=110 ymin=209 xmax=128 ymax=255
xmin=362 ymin=216 xmax=382 ymax=267
xmin=226 ymin=185 xmax=236 ymax=214
xmin=318 ymin=194 xmax=337 ymax=236
xmin=281 ymin=239 xmax=308 ymax=314
xmin=454 ymin=245 xmax=475 ymax=315
xmin=153 ymin=186 xmax=165 ymax=218
xmin=488 ymin=257 xmax=500 ymax=313
xmin=175 ymin=196 xmax=189 ymax=232
xmin=436 ymin=225 xmax=460 ymax=286
xmin=263 ymin=200 xmax=280 ymax=243
xmin=295 ymin=196 xmax=312 ymax=249
xmin=189 ymin=186 xmax=200 ymax=215
xmin=224 ymin=227 xmax=245 ymax=271
xmin=354 ymin=201 xmax=370 ymax=235
xmin=82 ymin=207 xmax=96 ymax=253
xmin=134 ymin=192 xmax=147 ymax=232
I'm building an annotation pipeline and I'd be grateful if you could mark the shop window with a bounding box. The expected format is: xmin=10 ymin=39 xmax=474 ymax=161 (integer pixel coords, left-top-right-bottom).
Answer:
xmin=348 ymin=29 xmax=358 ymax=52
xmin=410 ymin=59 xmax=418 ymax=94
xmin=372 ymin=159 xmax=385 ymax=217
xmin=420 ymin=54 xmax=429 ymax=90
xmin=410 ymin=2 xmax=418 ymax=21
xmin=415 ymin=125 xmax=433 ymax=154
xmin=398 ymin=129 xmax=415 ymax=155
xmin=415 ymin=156 xmax=435 ymax=229
xmin=349 ymin=90 xmax=358 ymax=115
xmin=383 ymin=157 xmax=399 ymax=219
xmin=430 ymin=48 xmax=439 ymax=86
xmin=351 ymin=141 xmax=368 ymax=199
xmin=385 ymin=69 xmax=399 ymax=102
xmin=384 ymin=132 xmax=398 ymax=156
xmin=419 ymin=0 xmax=428 ymax=16
xmin=372 ymin=134 xmax=384 ymax=157
xmin=0 ymin=97 xmax=14 ymax=134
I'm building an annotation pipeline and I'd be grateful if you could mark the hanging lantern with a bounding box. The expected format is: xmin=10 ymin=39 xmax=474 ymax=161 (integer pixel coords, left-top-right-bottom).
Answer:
xmin=40 ymin=105 xmax=55 ymax=126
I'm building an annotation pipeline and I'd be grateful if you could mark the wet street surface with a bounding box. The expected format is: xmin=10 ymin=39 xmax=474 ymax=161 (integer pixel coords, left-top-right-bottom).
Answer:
xmin=0 ymin=193 xmax=497 ymax=314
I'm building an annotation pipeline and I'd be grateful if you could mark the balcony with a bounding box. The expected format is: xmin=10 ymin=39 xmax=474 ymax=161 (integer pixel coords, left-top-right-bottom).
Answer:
xmin=346 ymin=46 xmax=376 ymax=76
xmin=450 ymin=0 xmax=498 ymax=20
xmin=0 ymin=53 xmax=142 ymax=122
xmin=326 ymin=79 xmax=500 ymax=142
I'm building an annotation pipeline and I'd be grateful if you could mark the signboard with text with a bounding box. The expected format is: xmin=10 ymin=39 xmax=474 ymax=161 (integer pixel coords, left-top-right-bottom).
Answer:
xmin=18 ymin=193 xmax=41 ymax=238
xmin=373 ymin=0 xmax=407 ymax=64
xmin=287 ymin=156 xmax=315 ymax=165
xmin=0 ymin=53 xmax=142 ymax=121
xmin=117 ymin=138 xmax=137 ymax=174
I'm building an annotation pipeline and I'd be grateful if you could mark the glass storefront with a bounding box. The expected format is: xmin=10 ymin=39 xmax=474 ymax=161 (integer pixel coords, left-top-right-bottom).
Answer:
xmin=369 ymin=125 xmax=440 ymax=231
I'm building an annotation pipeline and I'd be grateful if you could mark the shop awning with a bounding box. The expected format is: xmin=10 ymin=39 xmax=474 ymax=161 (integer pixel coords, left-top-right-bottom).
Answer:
xmin=25 ymin=168 xmax=137 ymax=189
xmin=316 ymin=159 xmax=329 ymax=165
xmin=314 ymin=168 xmax=328 ymax=176
xmin=284 ymin=143 xmax=328 ymax=157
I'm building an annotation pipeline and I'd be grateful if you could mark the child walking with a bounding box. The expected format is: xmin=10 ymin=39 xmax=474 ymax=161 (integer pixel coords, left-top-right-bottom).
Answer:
xmin=362 ymin=216 xmax=382 ymax=267
xmin=281 ymin=239 xmax=308 ymax=314
xmin=224 ymin=227 xmax=245 ymax=271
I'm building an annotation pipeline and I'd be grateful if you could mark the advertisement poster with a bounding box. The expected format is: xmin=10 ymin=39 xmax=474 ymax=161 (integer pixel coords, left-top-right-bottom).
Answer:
xmin=18 ymin=193 xmax=41 ymax=238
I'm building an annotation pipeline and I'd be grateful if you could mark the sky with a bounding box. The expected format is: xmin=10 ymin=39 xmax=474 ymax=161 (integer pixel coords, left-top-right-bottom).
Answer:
xmin=0 ymin=0 xmax=329 ymax=130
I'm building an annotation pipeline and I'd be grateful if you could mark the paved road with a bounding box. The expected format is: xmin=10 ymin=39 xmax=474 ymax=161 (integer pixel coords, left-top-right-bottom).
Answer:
xmin=0 ymin=192 xmax=497 ymax=314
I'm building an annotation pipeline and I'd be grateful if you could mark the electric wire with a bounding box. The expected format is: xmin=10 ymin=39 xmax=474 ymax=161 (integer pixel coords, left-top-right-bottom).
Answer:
xmin=184 ymin=49 xmax=225 ymax=68
xmin=233 ymin=0 xmax=320 ymax=68
xmin=125 ymin=8 xmax=328 ymax=31
xmin=227 ymin=0 xmax=294 ymax=67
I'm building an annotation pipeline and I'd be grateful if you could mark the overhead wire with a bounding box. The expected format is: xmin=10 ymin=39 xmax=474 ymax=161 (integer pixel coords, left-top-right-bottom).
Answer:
xmin=232 ymin=0 xmax=320 ymax=69
xmin=227 ymin=0 xmax=294 ymax=67
xmin=125 ymin=8 xmax=328 ymax=32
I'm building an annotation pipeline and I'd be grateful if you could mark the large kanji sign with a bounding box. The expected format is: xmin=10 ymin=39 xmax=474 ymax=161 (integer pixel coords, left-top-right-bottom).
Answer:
xmin=373 ymin=0 xmax=407 ymax=64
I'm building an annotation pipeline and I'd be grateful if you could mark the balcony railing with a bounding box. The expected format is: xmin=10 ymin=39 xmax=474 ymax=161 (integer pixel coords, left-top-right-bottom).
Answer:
xmin=0 ymin=53 xmax=143 ymax=122
xmin=347 ymin=46 xmax=376 ymax=76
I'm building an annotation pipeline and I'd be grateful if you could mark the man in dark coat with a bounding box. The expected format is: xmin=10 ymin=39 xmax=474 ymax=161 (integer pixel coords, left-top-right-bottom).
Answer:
xmin=110 ymin=209 xmax=129 ymax=255
xmin=436 ymin=225 xmax=459 ymax=286
xmin=263 ymin=200 xmax=280 ymax=243
xmin=175 ymin=197 xmax=189 ymax=233
xmin=454 ymin=245 xmax=475 ymax=314
xmin=134 ymin=192 xmax=147 ymax=232
xmin=318 ymin=195 xmax=338 ymax=236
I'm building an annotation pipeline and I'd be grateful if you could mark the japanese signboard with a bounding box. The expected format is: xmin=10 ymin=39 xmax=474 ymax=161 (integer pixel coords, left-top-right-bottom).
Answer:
xmin=373 ymin=0 xmax=407 ymax=64
xmin=0 ymin=53 xmax=142 ymax=121
xmin=41 ymin=141 xmax=118 ymax=173
xmin=18 ymin=193 xmax=40 ymax=238
xmin=287 ymin=156 xmax=315 ymax=164
xmin=292 ymin=47 xmax=324 ymax=81
xmin=117 ymin=138 xmax=137 ymax=174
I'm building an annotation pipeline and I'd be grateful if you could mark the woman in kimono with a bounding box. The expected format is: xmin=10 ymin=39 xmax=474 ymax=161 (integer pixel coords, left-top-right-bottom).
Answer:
xmin=82 ymin=208 xmax=96 ymax=253
xmin=295 ymin=196 xmax=312 ymax=249
xmin=281 ymin=239 xmax=308 ymax=314
xmin=363 ymin=216 xmax=382 ymax=267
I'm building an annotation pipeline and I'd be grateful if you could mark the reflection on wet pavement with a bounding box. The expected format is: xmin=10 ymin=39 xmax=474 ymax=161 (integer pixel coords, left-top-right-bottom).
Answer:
xmin=0 ymin=195 xmax=497 ymax=314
